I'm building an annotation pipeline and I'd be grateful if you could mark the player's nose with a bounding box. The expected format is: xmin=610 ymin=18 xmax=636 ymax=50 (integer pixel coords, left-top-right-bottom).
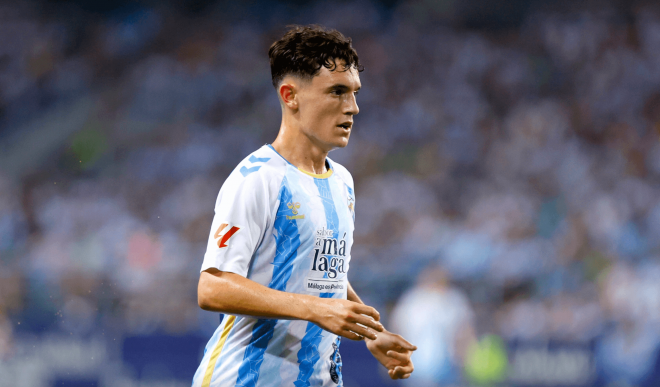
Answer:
xmin=344 ymin=93 xmax=359 ymax=116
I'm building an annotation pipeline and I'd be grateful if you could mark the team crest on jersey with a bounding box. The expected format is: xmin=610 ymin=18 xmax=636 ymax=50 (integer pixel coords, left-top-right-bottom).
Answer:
xmin=286 ymin=202 xmax=305 ymax=220
xmin=347 ymin=196 xmax=355 ymax=221
xmin=214 ymin=223 xmax=240 ymax=248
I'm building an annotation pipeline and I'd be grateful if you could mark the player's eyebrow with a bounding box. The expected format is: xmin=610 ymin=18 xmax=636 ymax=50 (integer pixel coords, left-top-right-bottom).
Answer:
xmin=327 ymin=84 xmax=361 ymax=93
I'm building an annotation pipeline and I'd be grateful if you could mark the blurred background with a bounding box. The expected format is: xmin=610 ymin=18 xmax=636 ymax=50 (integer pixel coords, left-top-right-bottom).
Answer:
xmin=1 ymin=0 xmax=660 ymax=386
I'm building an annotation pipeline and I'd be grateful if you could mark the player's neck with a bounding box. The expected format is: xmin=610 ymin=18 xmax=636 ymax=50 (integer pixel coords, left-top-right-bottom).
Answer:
xmin=272 ymin=123 xmax=329 ymax=175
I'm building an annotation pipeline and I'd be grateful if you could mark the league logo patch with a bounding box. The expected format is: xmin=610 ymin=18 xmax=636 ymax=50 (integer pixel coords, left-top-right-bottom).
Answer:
xmin=214 ymin=223 xmax=240 ymax=248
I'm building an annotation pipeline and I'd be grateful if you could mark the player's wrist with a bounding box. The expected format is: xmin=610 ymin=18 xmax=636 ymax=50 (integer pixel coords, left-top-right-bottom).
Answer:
xmin=297 ymin=294 xmax=319 ymax=322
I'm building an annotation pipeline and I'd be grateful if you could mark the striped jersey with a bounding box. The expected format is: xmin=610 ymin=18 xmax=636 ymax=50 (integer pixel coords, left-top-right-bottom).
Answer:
xmin=192 ymin=144 xmax=355 ymax=387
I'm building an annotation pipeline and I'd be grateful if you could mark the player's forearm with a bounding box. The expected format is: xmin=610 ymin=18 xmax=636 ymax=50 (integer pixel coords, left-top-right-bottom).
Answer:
xmin=198 ymin=269 xmax=316 ymax=321
xmin=347 ymin=281 xmax=364 ymax=304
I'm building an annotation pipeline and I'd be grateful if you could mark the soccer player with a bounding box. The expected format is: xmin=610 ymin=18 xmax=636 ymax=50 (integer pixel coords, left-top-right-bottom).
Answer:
xmin=192 ymin=25 xmax=416 ymax=387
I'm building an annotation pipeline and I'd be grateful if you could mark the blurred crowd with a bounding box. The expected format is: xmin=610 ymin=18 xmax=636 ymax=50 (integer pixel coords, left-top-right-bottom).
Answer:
xmin=2 ymin=0 xmax=660 ymax=386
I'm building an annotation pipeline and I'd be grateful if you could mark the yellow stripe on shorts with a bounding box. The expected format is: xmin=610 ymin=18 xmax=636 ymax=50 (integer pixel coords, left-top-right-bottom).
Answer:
xmin=202 ymin=315 xmax=236 ymax=387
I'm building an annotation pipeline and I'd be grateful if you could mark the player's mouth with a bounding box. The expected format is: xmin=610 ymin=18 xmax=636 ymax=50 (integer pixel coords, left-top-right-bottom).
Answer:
xmin=337 ymin=122 xmax=352 ymax=131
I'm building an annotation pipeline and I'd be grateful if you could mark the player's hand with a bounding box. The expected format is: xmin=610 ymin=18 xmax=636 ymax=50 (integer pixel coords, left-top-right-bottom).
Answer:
xmin=365 ymin=329 xmax=417 ymax=379
xmin=309 ymin=298 xmax=383 ymax=341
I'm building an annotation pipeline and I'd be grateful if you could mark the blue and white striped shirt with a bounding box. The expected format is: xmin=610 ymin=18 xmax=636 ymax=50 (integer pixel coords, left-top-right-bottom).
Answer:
xmin=192 ymin=144 xmax=355 ymax=387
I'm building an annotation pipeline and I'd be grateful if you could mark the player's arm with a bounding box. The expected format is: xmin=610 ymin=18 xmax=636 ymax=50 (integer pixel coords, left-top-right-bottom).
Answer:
xmin=347 ymin=281 xmax=417 ymax=380
xmin=198 ymin=269 xmax=383 ymax=341
xmin=347 ymin=282 xmax=364 ymax=304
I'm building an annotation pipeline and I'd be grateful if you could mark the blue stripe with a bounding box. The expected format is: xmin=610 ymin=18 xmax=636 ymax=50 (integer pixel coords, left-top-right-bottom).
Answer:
xmin=294 ymin=177 xmax=341 ymax=386
xmin=295 ymin=293 xmax=332 ymax=387
xmin=235 ymin=178 xmax=301 ymax=387
xmin=315 ymin=178 xmax=340 ymax=240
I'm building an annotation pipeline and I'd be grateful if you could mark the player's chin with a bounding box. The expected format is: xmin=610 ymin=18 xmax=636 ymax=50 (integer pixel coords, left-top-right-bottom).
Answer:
xmin=331 ymin=132 xmax=351 ymax=148
xmin=334 ymin=138 xmax=349 ymax=148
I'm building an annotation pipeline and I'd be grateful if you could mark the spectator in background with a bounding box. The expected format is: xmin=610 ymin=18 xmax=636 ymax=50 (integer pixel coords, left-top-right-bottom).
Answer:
xmin=391 ymin=266 xmax=476 ymax=386
xmin=596 ymin=263 xmax=660 ymax=386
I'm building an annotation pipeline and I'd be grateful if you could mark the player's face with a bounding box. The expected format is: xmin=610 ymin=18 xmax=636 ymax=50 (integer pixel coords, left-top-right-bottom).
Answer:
xmin=297 ymin=61 xmax=360 ymax=151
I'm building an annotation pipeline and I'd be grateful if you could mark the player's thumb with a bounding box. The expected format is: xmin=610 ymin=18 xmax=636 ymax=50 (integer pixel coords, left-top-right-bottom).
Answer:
xmin=400 ymin=340 xmax=417 ymax=351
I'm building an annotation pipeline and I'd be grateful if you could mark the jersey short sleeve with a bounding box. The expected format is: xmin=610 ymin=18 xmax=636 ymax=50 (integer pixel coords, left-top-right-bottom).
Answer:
xmin=200 ymin=170 xmax=271 ymax=276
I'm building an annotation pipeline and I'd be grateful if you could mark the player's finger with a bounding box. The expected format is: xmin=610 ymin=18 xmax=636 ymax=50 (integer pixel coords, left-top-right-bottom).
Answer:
xmin=353 ymin=303 xmax=380 ymax=322
xmin=392 ymin=364 xmax=414 ymax=377
xmin=350 ymin=313 xmax=384 ymax=332
xmin=390 ymin=370 xmax=403 ymax=380
xmin=386 ymin=350 xmax=409 ymax=362
xmin=390 ymin=334 xmax=417 ymax=351
xmin=388 ymin=368 xmax=411 ymax=380
xmin=348 ymin=324 xmax=378 ymax=340
xmin=340 ymin=329 xmax=365 ymax=341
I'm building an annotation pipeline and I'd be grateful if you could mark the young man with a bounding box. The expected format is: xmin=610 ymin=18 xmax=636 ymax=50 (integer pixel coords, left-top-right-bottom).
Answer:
xmin=192 ymin=25 xmax=416 ymax=387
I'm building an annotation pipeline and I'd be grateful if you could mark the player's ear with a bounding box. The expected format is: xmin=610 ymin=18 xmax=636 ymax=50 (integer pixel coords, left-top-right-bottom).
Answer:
xmin=279 ymin=82 xmax=298 ymax=109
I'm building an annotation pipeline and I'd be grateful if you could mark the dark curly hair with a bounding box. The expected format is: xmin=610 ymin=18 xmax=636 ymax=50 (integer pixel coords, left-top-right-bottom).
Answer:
xmin=268 ymin=25 xmax=363 ymax=88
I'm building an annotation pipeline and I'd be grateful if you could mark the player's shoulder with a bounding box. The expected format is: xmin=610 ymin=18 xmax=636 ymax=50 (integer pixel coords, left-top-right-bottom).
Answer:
xmin=222 ymin=145 xmax=286 ymax=191
xmin=328 ymin=157 xmax=354 ymax=189
xmin=232 ymin=144 xmax=286 ymax=178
